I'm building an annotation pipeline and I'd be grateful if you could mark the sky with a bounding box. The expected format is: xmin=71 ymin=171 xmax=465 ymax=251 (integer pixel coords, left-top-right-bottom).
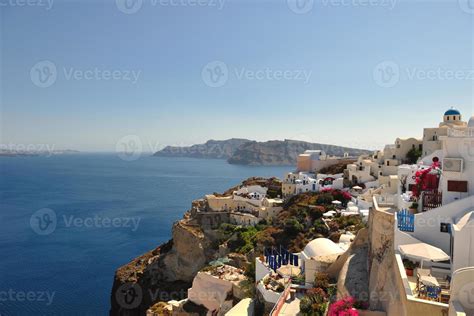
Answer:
xmin=1 ymin=0 xmax=473 ymax=152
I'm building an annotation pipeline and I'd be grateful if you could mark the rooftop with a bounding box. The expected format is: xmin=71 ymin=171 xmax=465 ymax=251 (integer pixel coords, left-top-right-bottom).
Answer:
xmin=444 ymin=107 xmax=461 ymax=116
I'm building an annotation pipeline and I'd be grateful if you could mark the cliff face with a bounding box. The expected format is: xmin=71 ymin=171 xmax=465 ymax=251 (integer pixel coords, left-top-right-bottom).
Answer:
xmin=228 ymin=139 xmax=371 ymax=166
xmin=110 ymin=220 xmax=215 ymax=316
xmin=154 ymin=138 xmax=371 ymax=166
xmin=153 ymin=139 xmax=250 ymax=159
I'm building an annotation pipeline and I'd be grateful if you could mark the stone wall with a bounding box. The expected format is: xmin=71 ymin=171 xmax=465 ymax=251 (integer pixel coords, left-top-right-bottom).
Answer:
xmin=195 ymin=212 xmax=231 ymax=230
xmin=367 ymin=207 xmax=399 ymax=312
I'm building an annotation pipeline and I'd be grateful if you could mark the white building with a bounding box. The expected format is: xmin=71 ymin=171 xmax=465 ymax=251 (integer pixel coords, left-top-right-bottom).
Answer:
xmin=423 ymin=107 xmax=468 ymax=157
xmin=282 ymin=171 xmax=344 ymax=198
xmin=296 ymin=150 xmax=348 ymax=173
xmin=300 ymin=238 xmax=345 ymax=285
xmin=187 ymin=265 xmax=247 ymax=315
xmin=392 ymin=111 xmax=474 ymax=315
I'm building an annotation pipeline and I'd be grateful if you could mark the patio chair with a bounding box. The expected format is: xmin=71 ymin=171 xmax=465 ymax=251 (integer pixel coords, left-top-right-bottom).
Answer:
xmin=415 ymin=268 xmax=431 ymax=292
xmin=426 ymin=286 xmax=441 ymax=302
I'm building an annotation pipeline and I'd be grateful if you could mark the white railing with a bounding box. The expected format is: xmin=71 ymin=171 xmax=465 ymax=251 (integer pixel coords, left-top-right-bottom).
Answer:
xmin=447 ymin=127 xmax=474 ymax=138
xmin=375 ymin=194 xmax=396 ymax=206
xmin=269 ymin=282 xmax=292 ymax=316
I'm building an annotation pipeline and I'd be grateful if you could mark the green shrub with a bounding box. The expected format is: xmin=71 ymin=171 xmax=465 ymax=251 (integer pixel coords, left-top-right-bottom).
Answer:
xmin=314 ymin=219 xmax=329 ymax=235
xmin=284 ymin=218 xmax=304 ymax=235
xmin=317 ymin=193 xmax=334 ymax=205
xmin=300 ymin=287 xmax=328 ymax=316
xmin=314 ymin=273 xmax=330 ymax=289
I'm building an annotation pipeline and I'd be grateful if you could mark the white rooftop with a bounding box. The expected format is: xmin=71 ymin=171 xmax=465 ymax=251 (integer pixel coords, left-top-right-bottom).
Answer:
xmin=303 ymin=238 xmax=345 ymax=258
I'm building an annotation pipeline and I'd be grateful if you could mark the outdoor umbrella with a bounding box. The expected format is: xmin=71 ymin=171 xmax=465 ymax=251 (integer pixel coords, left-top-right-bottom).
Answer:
xmin=277 ymin=265 xmax=301 ymax=277
xmin=399 ymin=242 xmax=450 ymax=262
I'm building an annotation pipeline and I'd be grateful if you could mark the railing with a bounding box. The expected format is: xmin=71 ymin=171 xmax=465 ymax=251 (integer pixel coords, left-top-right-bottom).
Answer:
xmin=269 ymin=281 xmax=292 ymax=316
xmin=422 ymin=190 xmax=442 ymax=212
xmin=375 ymin=194 xmax=396 ymax=206
xmin=447 ymin=127 xmax=474 ymax=138
xmin=397 ymin=209 xmax=415 ymax=232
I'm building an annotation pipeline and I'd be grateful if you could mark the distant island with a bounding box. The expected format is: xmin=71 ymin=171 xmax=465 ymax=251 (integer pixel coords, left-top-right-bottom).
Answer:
xmin=154 ymin=139 xmax=372 ymax=165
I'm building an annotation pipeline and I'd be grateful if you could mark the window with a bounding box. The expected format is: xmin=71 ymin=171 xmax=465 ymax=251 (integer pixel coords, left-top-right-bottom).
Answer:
xmin=447 ymin=116 xmax=450 ymax=120
xmin=440 ymin=223 xmax=450 ymax=233
xmin=448 ymin=181 xmax=468 ymax=192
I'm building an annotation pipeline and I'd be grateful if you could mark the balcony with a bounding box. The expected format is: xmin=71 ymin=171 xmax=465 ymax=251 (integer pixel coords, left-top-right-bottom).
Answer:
xmin=447 ymin=127 xmax=474 ymax=138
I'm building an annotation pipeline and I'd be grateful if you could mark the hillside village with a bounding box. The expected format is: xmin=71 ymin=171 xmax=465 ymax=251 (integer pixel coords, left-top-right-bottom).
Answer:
xmin=111 ymin=107 xmax=474 ymax=316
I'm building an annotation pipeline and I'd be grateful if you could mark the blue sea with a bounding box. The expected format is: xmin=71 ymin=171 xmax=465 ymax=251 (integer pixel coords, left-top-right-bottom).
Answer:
xmin=0 ymin=154 xmax=290 ymax=315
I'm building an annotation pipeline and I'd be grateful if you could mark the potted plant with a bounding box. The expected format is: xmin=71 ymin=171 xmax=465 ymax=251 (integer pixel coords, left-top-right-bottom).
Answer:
xmin=404 ymin=260 xmax=416 ymax=276
xmin=409 ymin=202 xmax=419 ymax=213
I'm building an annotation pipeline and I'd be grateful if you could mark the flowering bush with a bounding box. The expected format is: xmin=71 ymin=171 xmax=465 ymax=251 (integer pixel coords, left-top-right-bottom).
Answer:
xmin=314 ymin=272 xmax=330 ymax=289
xmin=320 ymin=189 xmax=352 ymax=205
xmin=328 ymin=296 xmax=359 ymax=316
xmin=300 ymin=287 xmax=328 ymax=316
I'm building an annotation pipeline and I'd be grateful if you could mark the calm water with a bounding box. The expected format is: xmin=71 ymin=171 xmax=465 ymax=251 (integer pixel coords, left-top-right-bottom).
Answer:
xmin=0 ymin=154 xmax=289 ymax=315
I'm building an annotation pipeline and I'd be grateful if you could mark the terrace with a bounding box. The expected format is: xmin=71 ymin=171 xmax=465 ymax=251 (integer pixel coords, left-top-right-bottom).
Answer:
xmin=404 ymin=261 xmax=452 ymax=304
xmin=395 ymin=254 xmax=451 ymax=313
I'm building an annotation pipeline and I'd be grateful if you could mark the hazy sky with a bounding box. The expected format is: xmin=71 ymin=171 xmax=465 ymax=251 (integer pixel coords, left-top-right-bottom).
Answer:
xmin=1 ymin=0 xmax=473 ymax=152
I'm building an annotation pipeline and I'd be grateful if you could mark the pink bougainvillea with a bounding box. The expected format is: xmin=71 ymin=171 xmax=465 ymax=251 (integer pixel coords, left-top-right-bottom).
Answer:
xmin=320 ymin=189 xmax=352 ymax=203
xmin=328 ymin=296 xmax=359 ymax=316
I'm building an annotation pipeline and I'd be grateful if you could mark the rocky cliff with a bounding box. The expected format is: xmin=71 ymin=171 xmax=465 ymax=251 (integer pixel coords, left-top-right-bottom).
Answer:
xmin=153 ymin=139 xmax=250 ymax=159
xmin=228 ymin=139 xmax=371 ymax=166
xmin=110 ymin=220 xmax=216 ymax=316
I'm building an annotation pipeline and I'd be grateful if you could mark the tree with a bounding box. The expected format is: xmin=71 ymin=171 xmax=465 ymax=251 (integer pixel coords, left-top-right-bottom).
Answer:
xmin=406 ymin=148 xmax=422 ymax=164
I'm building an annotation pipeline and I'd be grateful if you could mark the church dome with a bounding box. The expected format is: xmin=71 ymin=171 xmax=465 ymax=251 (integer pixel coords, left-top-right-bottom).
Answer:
xmin=444 ymin=107 xmax=461 ymax=116
xmin=303 ymin=238 xmax=344 ymax=258
xmin=468 ymin=116 xmax=474 ymax=128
